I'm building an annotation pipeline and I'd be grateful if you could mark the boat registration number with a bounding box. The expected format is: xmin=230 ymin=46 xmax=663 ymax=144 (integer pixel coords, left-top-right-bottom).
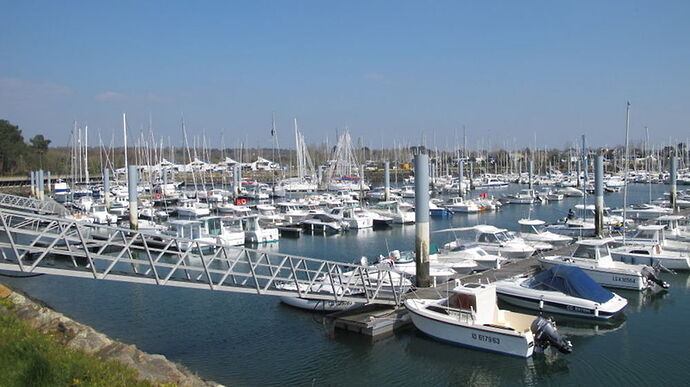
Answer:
xmin=472 ymin=333 xmax=500 ymax=345
xmin=612 ymin=275 xmax=635 ymax=283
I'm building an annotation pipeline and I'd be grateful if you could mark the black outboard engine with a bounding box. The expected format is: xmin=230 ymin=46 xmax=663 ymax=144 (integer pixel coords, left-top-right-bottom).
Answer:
xmin=531 ymin=316 xmax=573 ymax=354
xmin=642 ymin=264 xmax=670 ymax=290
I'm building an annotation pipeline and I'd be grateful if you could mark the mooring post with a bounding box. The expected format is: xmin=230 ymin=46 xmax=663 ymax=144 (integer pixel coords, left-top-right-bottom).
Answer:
xmin=414 ymin=150 xmax=430 ymax=288
xmin=359 ymin=164 xmax=365 ymax=202
xmin=232 ymin=165 xmax=240 ymax=198
xmin=103 ymin=168 xmax=111 ymax=209
xmin=458 ymin=160 xmax=464 ymax=199
xmin=384 ymin=161 xmax=390 ymax=201
xmin=594 ymin=152 xmax=604 ymax=237
xmin=29 ymin=171 xmax=35 ymax=198
xmin=469 ymin=161 xmax=474 ymax=189
xmin=670 ymin=152 xmax=678 ymax=213
xmin=38 ymin=169 xmax=45 ymax=200
xmin=46 ymin=171 xmax=51 ymax=193
xmin=128 ymin=165 xmax=138 ymax=230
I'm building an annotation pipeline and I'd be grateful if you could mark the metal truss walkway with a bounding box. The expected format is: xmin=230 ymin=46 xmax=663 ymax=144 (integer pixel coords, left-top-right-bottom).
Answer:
xmin=0 ymin=192 xmax=69 ymax=216
xmin=0 ymin=206 xmax=404 ymax=305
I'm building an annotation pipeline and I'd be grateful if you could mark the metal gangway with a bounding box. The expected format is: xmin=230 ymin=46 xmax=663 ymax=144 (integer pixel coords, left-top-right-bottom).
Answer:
xmin=0 ymin=192 xmax=69 ymax=216
xmin=0 ymin=206 xmax=405 ymax=305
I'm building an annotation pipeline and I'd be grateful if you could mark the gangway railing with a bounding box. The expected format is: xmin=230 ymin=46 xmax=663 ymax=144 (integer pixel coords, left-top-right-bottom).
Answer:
xmin=0 ymin=207 xmax=404 ymax=305
xmin=0 ymin=192 xmax=69 ymax=216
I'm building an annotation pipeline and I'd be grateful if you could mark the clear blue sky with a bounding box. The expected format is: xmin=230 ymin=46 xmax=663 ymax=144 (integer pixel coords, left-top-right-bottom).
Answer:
xmin=1 ymin=1 xmax=689 ymax=150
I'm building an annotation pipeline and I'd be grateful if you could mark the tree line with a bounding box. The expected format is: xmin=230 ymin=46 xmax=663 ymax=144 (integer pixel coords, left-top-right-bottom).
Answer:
xmin=0 ymin=119 xmax=53 ymax=175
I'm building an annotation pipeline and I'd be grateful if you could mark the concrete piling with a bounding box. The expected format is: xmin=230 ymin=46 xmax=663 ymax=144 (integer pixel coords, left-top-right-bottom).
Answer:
xmin=30 ymin=171 xmax=36 ymax=198
xmin=384 ymin=161 xmax=390 ymax=201
xmin=128 ymin=165 xmax=138 ymax=230
xmin=103 ymin=168 xmax=111 ymax=209
xmin=414 ymin=151 xmax=430 ymax=288
xmin=39 ymin=170 xmax=45 ymax=200
xmin=594 ymin=153 xmax=604 ymax=237
xmin=670 ymin=153 xmax=678 ymax=213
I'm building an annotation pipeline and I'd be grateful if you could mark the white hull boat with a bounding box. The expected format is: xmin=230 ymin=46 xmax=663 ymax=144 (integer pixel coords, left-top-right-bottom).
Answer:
xmin=405 ymin=283 xmax=572 ymax=357
xmin=494 ymin=266 xmax=628 ymax=320
xmin=538 ymin=239 xmax=669 ymax=291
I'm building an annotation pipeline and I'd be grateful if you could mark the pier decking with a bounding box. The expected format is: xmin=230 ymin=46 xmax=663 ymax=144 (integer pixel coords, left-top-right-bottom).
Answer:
xmin=328 ymin=244 xmax=578 ymax=337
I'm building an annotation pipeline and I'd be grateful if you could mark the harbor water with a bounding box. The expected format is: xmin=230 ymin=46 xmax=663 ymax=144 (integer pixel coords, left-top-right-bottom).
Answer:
xmin=3 ymin=184 xmax=689 ymax=386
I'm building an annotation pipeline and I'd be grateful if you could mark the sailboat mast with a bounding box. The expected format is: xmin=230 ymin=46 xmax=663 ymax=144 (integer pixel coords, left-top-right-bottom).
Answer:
xmin=84 ymin=125 xmax=89 ymax=184
xmin=623 ymin=101 xmax=631 ymax=241
xmin=123 ymin=113 xmax=129 ymax=184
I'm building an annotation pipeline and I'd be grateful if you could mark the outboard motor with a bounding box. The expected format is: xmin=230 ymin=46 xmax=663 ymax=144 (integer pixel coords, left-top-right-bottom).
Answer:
xmin=642 ymin=264 xmax=670 ymax=290
xmin=531 ymin=316 xmax=573 ymax=354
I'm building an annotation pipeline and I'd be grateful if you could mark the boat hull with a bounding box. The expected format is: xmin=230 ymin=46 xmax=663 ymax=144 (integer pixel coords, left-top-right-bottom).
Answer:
xmin=539 ymin=258 xmax=646 ymax=290
xmin=406 ymin=301 xmax=534 ymax=358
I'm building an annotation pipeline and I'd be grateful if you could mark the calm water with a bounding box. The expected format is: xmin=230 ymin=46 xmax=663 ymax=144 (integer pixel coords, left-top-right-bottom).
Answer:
xmin=4 ymin=184 xmax=688 ymax=386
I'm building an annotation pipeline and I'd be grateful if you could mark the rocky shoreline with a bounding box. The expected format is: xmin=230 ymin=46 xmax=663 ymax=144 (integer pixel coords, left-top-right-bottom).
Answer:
xmin=0 ymin=283 xmax=222 ymax=387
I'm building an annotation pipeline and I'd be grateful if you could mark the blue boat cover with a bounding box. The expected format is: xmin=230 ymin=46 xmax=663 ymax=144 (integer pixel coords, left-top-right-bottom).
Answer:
xmin=528 ymin=265 xmax=614 ymax=303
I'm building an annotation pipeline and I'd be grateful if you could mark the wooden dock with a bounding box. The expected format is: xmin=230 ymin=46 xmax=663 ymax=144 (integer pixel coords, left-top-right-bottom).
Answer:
xmin=328 ymin=244 xmax=578 ymax=337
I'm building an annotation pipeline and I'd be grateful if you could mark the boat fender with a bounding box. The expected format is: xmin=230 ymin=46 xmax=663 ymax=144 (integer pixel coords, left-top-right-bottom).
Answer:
xmin=531 ymin=316 xmax=573 ymax=354
xmin=538 ymin=298 xmax=544 ymax=310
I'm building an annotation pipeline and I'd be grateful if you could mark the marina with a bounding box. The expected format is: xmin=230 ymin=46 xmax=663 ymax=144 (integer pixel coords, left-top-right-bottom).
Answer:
xmin=3 ymin=167 xmax=690 ymax=383
xmin=3 ymin=2 xmax=690 ymax=384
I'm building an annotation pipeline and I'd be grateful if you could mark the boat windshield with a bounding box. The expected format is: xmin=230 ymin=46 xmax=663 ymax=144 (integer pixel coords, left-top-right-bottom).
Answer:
xmin=496 ymin=232 xmax=513 ymax=242
xmin=221 ymin=218 xmax=243 ymax=232
xmin=572 ymin=245 xmax=599 ymax=260
xmin=534 ymin=224 xmax=547 ymax=233
xmin=93 ymin=205 xmax=106 ymax=212
xmin=206 ymin=218 xmax=222 ymax=236
xmin=633 ymin=230 xmax=659 ymax=240
xmin=478 ymin=233 xmax=499 ymax=243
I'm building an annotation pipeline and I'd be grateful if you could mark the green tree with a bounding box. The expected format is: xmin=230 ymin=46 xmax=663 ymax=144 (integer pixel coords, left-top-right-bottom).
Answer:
xmin=30 ymin=134 xmax=51 ymax=168
xmin=0 ymin=120 xmax=27 ymax=174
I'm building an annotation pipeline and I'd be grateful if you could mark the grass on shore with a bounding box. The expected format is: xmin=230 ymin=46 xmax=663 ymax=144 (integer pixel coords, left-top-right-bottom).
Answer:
xmin=0 ymin=299 xmax=152 ymax=387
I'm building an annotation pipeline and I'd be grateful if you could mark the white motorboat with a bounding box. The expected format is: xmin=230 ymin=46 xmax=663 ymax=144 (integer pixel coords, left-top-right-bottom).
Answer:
xmin=446 ymin=197 xmax=481 ymax=214
xmin=87 ymin=203 xmax=118 ymax=225
xmin=369 ymin=201 xmax=415 ymax=224
xmin=538 ymin=239 xmax=669 ymax=291
xmin=275 ymin=202 xmax=311 ymax=223
xmin=275 ymin=282 xmax=362 ymax=312
xmin=217 ymin=203 xmax=252 ymax=217
xmin=546 ymin=218 xmax=596 ymax=238
xmin=378 ymin=250 xmax=462 ymax=284
xmin=405 ymin=283 xmax=573 ymax=357
xmin=518 ymin=219 xmax=573 ymax=249
xmin=612 ymin=224 xmax=690 ymax=253
xmin=328 ymin=207 xmax=374 ymax=229
xmin=545 ymin=191 xmax=564 ymax=201
xmin=176 ymin=199 xmax=211 ymax=218
xmin=610 ymin=243 xmax=690 ymax=271
xmin=560 ymin=187 xmax=584 ymax=197
xmin=503 ymin=189 xmax=539 ymax=205
xmin=300 ymin=213 xmax=344 ymax=233
xmin=241 ymin=215 xmax=280 ymax=244
xmin=475 ymin=177 xmax=509 ymax=189
xmin=166 ymin=220 xmax=206 ymax=252
xmin=256 ymin=204 xmax=285 ymax=226
xmin=197 ymin=216 xmax=245 ymax=247
xmin=494 ymin=265 xmax=628 ymax=320
xmin=434 ymin=244 xmax=505 ymax=271
xmin=611 ymin=203 xmax=672 ymax=221
xmin=435 ymin=226 xmax=537 ymax=259
xmin=654 ymin=215 xmax=690 ymax=242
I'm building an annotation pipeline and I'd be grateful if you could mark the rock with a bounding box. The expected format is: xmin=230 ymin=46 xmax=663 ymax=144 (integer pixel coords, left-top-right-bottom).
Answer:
xmin=0 ymin=283 xmax=220 ymax=386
